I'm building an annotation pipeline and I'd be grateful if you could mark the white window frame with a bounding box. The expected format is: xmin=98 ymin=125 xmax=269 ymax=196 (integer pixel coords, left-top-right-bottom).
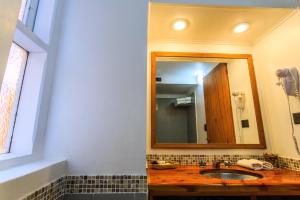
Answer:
xmin=21 ymin=0 xmax=40 ymax=31
xmin=0 ymin=43 xmax=28 ymax=154
xmin=0 ymin=2 xmax=49 ymax=161
xmin=9 ymin=22 xmax=47 ymax=156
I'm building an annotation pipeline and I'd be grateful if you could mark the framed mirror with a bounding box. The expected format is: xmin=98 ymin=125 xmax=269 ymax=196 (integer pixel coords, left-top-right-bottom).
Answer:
xmin=151 ymin=52 xmax=266 ymax=149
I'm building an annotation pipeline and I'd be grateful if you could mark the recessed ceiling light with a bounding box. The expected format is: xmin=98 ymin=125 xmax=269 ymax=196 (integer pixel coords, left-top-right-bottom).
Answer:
xmin=172 ymin=19 xmax=188 ymax=31
xmin=233 ymin=23 xmax=250 ymax=33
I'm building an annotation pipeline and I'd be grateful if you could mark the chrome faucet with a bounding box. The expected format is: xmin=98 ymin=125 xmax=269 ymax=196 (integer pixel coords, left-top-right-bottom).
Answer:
xmin=212 ymin=160 xmax=223 ymax=169
xmin=212 ymin=160 xmax=233 ymax=169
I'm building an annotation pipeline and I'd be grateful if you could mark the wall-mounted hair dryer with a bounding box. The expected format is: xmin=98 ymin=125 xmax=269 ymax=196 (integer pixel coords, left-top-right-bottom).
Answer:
xmin=232 ymin=90 xmax=246 ymax=143
xmin=276 ymin=67 xmax=300 ymax=155
xmin=232 ymin=90 xmax=245 ymax=110
xmin=276 ymin=68 xmax=299 ymax=97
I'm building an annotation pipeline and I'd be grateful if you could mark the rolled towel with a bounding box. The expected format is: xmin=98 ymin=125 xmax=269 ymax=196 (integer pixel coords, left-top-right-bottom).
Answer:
xmin=249 ymin=159 xmax=274 ymax=170
xmin=177 ymin=97 xmax=192 ymax=102
xmin=176 ymin=100 xmax=192 ymax=104
xmin=237 ymin=159 xmax=273 ymax=171
xmin=237 ymin=159 xmax=263 ymax=170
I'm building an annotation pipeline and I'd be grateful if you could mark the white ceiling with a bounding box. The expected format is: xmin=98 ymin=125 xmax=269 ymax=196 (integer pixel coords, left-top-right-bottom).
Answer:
xmin=149 ymin=4 xmax=295 ymax=45
xmin=151 ymin=0 xmax=299 ymax=8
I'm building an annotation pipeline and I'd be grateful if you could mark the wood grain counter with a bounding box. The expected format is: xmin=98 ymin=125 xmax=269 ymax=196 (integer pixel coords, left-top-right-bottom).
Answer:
xmin=147 ymin=165 xmax=300 ymax=197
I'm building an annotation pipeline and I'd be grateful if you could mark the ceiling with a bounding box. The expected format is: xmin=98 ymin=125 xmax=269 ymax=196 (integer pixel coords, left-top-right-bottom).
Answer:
xmin=149 ymin=4 xmax=295 ymax=45
xmin=157 ymin=57 xmax=237 ymax=63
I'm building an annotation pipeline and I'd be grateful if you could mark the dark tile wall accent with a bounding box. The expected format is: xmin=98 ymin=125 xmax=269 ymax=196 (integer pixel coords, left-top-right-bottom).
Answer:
xmin=63 ymin=194 xmax=92 ymax=200
xmin=93 ymin=193 xmax=133 ymax=200
xmin=65 ymin=175 xmax=147 ymax=194
xmin=63 ymin=193 xmax=147 ymax=200
xmin=146 ymin=154 xmax=264 ymax=165
xmin=278 ymin=156 xmax=300 ymax=171
xmin=22 ymin=177 xmax=65 ymax=200
xmin=135 ymin=193 xmax=148 ymax=200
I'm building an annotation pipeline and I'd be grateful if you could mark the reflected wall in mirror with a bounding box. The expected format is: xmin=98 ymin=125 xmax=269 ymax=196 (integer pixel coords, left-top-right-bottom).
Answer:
xmin=151 ymin=52 xmax=266 ymax=149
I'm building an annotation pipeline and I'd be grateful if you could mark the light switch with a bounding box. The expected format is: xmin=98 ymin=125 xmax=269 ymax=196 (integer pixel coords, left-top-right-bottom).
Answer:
xmin=241 ymin=120 xmax=249 ymax=128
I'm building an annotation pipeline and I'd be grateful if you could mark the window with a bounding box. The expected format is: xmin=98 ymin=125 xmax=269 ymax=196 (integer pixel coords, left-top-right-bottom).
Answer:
xmin=18 ymin=0 xmax=40 ymax=30
xmin=0 ymin=44 xmax=28 ymax=154
xmin=18 ymin=0 xmax=29 ymax=21
xmin=0 ymin=0 xmax=44 ymax=156
xmin=0 ymin=0 xmax=57 ymax=163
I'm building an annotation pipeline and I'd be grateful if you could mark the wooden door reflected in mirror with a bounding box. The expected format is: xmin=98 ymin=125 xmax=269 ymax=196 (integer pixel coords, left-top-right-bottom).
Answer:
xmin=204 ymin=63 xmax=236 ymax=144
xmin=151 ymin=52 xmax=266 ymax=149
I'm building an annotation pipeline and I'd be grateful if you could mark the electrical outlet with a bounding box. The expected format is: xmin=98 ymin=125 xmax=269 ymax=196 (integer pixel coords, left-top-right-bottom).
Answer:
xmin=293 ymin=113 xmax=300 ymax=124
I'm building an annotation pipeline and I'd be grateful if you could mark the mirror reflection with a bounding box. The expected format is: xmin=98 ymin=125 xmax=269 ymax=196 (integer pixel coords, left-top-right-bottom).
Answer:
xmin=155 ymin=56 xmax=259 ymax=145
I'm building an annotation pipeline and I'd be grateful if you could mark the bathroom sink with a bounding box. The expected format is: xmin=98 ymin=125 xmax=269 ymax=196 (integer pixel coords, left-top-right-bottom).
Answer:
xmin=200 ymin=169 xmax=263 ymax=180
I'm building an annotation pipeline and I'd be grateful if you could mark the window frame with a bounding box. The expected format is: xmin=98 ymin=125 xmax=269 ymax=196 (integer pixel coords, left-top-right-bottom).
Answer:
xmin=0 ymin=43 xmax=29 ymax=154
xmin=19 ymin=0 xmax=41 ymax=31
xmin=0 ymin=0 xmax=52 ymax=160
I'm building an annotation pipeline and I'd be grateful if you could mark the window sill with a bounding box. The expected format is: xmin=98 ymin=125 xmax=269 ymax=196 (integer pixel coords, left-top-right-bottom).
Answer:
xmin=15 ymin=21 xmax=48 ymax=53
xmin=0 ymin=158 xmax=66 ymax=184
xmin=0 ymin=152 xmax=31 ymax=162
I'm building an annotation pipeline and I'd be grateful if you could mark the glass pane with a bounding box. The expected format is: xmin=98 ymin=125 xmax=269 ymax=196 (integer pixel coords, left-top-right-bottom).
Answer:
xmin=18 ymin=0 xmax=29 ymax=21
xmin=0 ymin=43 xmax=28 ymax=154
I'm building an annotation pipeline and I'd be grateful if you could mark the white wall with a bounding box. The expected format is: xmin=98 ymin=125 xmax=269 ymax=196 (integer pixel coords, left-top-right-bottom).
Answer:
xmin=253 ymin=10 xmax=300 ymax=159
xmin=0 ymin=0 xmax=21 ymax=89
xmin=147 ymin=41 xmax=268 ymax=154
xmin=227 ymin=59 xmax=259 ymax=144
xmin=195 ymin=84 xmax=207 ymax=143
xmin=157 ymin=62 xmax=197 ymax=84
xmin=156 ymin=61 xmax=214 ymax=84
xmin=43 ymin=0 xmax=149 ymax=175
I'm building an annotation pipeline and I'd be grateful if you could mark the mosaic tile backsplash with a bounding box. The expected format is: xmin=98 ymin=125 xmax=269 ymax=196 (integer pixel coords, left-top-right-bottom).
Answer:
xmin=146 ymin=154 xmax=264 ymax=165
xmin=278 ymin=156 xmax=300 ymax=171
xmin=146 ymin=154 xmax=300 ymax=171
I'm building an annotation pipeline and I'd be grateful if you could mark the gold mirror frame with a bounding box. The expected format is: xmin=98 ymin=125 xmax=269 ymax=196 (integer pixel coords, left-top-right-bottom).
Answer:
xmin=151 ymin=52 xmax=266 ymax=149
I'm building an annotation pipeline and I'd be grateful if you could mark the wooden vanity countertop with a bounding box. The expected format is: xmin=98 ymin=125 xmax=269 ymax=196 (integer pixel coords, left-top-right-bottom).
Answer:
xmin=147 ymin=165 xmax=300 ymax=187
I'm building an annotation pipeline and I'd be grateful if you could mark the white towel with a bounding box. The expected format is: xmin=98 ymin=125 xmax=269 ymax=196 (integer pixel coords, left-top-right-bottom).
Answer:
xmin=176 ymin=100 xmax=192 ymax=104
xmin=249 ymin=159 xmax=274 ymax=170
xmin=176 ymin=99 xmax=192 ymax=104
xmin=237 ymin=159 xmax=273 ymax=171
xmin=177 ymin=97 xmax=192 ymax=102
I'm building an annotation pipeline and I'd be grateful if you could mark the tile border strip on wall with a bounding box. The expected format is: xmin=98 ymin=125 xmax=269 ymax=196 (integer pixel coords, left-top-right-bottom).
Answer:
xmin=65 ymin=175 xmax=147 ymax=194
xmin=22 ymin=177 xmax=65 ymax=200
xmin=22 ymin=175 xmax=147 ymax=200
